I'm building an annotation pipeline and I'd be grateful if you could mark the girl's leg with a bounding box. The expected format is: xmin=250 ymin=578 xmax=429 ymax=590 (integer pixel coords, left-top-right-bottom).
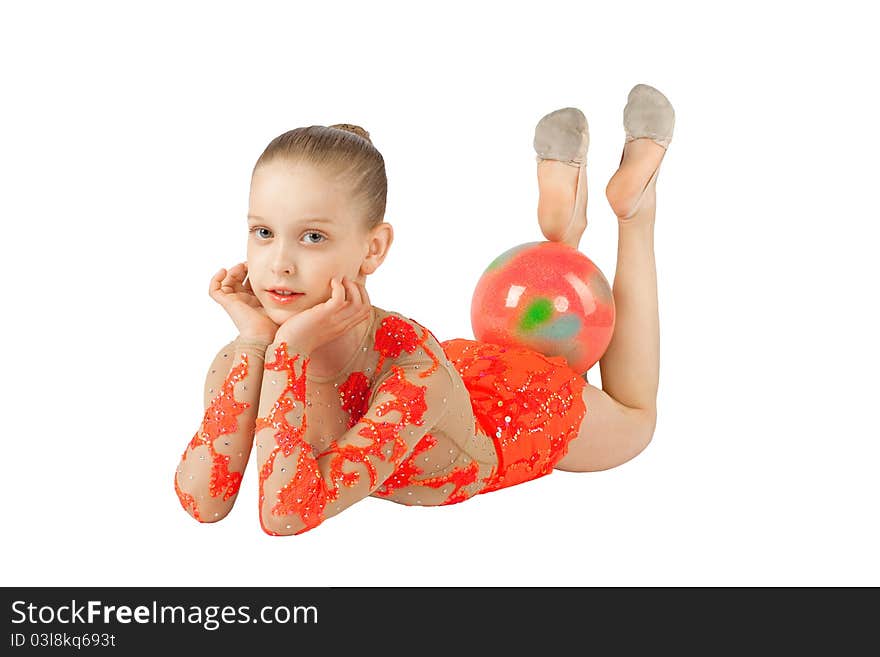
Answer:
xmin=554 ymin=137 xmax=664 ymax=472
xmin=537 ymin=160 xmax=587 ymax=248
xmin=599 ymin=137 xmax=662 ymax=411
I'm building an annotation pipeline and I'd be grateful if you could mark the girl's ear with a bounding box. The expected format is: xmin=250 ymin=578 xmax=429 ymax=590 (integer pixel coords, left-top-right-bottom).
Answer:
xmin=361 ymin=222 xmax=393 ymax=275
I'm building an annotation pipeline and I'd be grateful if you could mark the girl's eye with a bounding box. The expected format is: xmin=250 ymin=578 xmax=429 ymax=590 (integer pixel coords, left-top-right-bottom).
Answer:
xmin=249 ymin=227 xmax=272 ymax=239
xmin=248 ymin=227 xmax=326 ymax=244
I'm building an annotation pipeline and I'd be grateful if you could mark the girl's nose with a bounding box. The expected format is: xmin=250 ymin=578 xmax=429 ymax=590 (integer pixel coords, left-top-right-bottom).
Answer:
xmin=270 ymin=245 xmax=295 ymax=276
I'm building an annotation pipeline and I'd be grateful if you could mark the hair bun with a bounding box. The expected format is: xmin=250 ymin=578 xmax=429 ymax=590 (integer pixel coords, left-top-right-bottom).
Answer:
xmin=330 ymin=123 xmax=372 ymax=144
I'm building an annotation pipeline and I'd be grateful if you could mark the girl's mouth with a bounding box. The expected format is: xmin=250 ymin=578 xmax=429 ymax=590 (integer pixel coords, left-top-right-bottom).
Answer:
xmin=267 ymin=290 xmax=304 ymax=304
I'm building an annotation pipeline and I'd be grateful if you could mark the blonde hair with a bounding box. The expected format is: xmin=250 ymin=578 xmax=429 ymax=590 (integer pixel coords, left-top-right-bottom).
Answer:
xmin=253 ymin=123 xmax=387 ymax=231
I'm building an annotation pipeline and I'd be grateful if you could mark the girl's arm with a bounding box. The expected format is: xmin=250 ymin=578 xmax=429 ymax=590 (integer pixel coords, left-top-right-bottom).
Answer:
xmin=255 ymin=339 xmax=454 ymax=536
xmin=174 ymin=336 xmax=273 ymax=522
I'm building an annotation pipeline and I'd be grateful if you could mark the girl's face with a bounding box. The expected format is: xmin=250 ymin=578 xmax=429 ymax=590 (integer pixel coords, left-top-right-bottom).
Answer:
xmin=247 ymin=160 xmax=370 ymax=325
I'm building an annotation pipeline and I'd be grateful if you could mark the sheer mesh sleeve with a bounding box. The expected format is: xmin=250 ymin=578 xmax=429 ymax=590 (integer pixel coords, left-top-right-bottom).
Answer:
xmin=174 ymin=337 xmax=271 ymax=522
xmin=255 ymin=341 xmax=454 ymax=536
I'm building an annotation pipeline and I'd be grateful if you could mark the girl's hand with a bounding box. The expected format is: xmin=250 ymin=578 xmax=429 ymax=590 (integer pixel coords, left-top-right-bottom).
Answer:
xmin=274 ymin=275 xmax=371 ymax=355
xmin=209 ymin=262 xmax=280 ymax=343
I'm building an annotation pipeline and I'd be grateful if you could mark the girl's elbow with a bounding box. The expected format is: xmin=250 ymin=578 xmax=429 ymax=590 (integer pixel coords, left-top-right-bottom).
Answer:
xmin=176 ymin=480 xmax=235 ymax=523
xmin=260 ymin=509 xmax=312 ymax=536
xmin=198 ymin=505 xmax=233 ymax=523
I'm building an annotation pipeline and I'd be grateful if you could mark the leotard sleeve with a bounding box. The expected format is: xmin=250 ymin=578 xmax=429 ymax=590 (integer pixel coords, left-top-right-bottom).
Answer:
xmin=174 ymin=336 xmax=272 ymax=523
xmin=255 ymin=339 xmax=454 ymax=536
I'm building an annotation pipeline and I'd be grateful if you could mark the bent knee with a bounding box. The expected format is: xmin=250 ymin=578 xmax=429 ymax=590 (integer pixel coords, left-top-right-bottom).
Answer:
xmin=557 ymin=432 xmax=654 ymax=473
xmin=555 ymin=403 xmax=657 ymax=473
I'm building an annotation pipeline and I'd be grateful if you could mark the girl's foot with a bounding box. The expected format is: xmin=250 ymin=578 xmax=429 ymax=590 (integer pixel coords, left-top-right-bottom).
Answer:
xmin=534 ymin=107 xmax=589 ymax=248
xmin=605 ymin=84 xmax=675 ymax=222
xmin=605 ymin=138 xmax=665 ymax=221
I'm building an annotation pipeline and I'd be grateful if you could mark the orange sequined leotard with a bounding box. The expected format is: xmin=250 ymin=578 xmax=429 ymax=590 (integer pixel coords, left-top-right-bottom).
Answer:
xmin=175 ymin=305 xmax=587 ymax=534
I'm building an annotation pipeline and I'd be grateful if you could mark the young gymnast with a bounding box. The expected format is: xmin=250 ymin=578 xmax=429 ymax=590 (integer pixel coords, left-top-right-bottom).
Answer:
xmin=174 ymin=83 xmax=673 ymax=535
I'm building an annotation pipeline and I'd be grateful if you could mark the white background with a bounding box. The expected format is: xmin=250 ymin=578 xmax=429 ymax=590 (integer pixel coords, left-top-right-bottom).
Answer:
xmin=2 ymin=1 xmax=877 ymax=587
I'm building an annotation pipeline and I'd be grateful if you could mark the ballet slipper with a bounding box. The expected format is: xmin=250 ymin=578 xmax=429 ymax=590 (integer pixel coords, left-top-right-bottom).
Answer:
xmin=624 ymin=83 xmax=675 ymax=150
xmin=533 ymin=107 xmax=589 ymax=244
xmin=609 ymin=83 xmax=675 ymax=221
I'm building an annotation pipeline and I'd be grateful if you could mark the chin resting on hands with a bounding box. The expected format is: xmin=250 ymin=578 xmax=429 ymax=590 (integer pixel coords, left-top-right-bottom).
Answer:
xmin=274 ymin=275 xmax=371 ymax=354
xmin=209 ymin=261 xmax=279 ymax=343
